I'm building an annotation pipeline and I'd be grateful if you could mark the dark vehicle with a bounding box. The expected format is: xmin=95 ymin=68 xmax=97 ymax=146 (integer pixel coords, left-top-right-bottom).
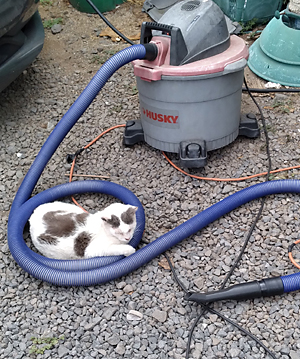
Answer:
xmin=0 ymin=0 xmax=44 ymax=92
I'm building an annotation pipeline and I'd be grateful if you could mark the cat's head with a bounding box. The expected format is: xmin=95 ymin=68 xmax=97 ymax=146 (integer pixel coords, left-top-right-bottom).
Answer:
xmin=101 ymin=204 xmax=138 ymax=243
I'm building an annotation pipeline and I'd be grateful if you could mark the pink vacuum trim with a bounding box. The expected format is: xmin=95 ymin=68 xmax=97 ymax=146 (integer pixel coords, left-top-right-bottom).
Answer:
xmin=133 ymin=35 xmax=249 ymax=81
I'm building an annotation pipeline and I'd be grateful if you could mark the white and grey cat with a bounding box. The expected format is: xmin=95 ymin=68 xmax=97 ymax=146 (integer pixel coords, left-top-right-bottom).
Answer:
xmin=29 ymin=201 xmax=138 ymax=259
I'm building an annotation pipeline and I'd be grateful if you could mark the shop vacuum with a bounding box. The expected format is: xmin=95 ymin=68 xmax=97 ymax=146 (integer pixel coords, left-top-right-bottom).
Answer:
xmin=123 ymin=0 xmax=260 ymax=167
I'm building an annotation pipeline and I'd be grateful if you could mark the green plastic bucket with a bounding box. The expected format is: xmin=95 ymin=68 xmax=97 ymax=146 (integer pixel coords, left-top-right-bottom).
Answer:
xmin=69 ymin=0 xmax=126 ymax=13
xmin=212 ymin=0 xmax=283 ymax=24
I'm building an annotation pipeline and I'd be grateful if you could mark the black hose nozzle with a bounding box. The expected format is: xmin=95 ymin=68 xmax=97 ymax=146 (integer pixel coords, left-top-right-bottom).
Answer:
xmin=186 ymin=277 xmax=284 ymax=304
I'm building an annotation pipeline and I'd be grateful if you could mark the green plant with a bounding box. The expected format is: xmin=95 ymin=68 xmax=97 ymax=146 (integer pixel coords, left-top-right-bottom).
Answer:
xmin=91 ymin=49 xmax=118 ymax=64
xmin=268 ymin=173 xmax=276 ymax=180
xmin=239 ymin=18 xmax=258 ymax=32
xmin=248 ymin=29 xmax=261 ymax=40
xmin=112 ymin=104 xmax=123 ymax=113
xmin=131 ymin=85 xmax=138 ymax=95
xmin=40 ymin=0 xmax=53 ymax=5
xmin=29 ymin=335 xmax=65 ymax=355
xmin=265 ymin=123 xmax=276 ymax=134
xmin=43 ymin=18 xmax=63 ymax=29
xmin=272 ymin=99 xmax=294 ymax=114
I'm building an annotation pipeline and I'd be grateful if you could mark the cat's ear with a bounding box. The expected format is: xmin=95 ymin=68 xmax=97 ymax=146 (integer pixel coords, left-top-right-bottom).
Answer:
xmin=132 ymin=206 xmax=138 ymax=212
xmin=101 ymin=214 xmax=120 ymax=228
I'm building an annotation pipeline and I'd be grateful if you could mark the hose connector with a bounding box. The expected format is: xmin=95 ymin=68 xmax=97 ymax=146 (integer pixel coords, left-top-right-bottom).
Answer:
xmin=143 ymin=43 xmax=158 ymax=61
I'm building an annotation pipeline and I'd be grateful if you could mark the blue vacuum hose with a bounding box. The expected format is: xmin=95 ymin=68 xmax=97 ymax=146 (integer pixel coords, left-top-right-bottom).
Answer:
xmin=7 ymin=44 xmax=300 ymax=295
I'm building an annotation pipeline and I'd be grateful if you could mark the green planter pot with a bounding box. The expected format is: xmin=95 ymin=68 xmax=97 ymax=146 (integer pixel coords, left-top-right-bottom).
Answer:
xmin=69 ymin=0 xmax=126 ymax=13
xmin=212 ymin=0 xmax=283 ymax=24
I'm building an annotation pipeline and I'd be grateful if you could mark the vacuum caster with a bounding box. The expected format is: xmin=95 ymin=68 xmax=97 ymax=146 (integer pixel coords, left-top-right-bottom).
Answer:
xmin=123 ymin=120 xmax=144 ymax=145
xmin=179 ymin=140 xmax=207 ymax=168
xmin=239 ymin=113 xmax=260 ymax=138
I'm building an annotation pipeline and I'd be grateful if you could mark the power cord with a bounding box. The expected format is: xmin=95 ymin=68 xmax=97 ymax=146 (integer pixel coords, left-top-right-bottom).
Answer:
xmin=288 ymin=239 xmax=300 ymax=269
xmin=242 ymin=87 xmax=300 ymax=93
xmin=85 ymin=0 xmax=135 ymax=45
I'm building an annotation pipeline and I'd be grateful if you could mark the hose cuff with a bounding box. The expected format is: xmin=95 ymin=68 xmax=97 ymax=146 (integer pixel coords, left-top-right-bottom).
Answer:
xmin=143 ymin=43 xmax=158 ymax=61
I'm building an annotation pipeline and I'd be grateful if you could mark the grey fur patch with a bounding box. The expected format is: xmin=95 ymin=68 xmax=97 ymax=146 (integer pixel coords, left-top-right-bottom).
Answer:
xmin=121 ymin=207 xmax=136 ymax=225
xmin=43 ymin=211 xmax=76 ymax=237
xmin=74 ymin=232 xmax=92 ymax=257
xmin=75 ymin=212 xmax=89 ymax=226
xmin=38 ymin=233 xmax=58 ymax=245
xmin=102 ymin=214 xmax=120 ymax=228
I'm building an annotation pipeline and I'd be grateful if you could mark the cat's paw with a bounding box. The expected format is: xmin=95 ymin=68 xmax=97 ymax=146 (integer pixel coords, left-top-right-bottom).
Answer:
xmin=123 ymin=245 xmax=136 ymax=256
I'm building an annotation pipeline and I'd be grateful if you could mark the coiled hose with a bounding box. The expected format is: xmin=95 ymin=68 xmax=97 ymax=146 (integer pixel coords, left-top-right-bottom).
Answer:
xmin=7 ymin=44 xmax=300 ymax=291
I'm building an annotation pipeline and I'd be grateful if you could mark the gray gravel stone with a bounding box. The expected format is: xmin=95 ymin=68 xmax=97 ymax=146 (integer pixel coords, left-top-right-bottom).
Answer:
xmin=115 ymin=342 xmax=125 ymax=355
xmin=84 ymin=316 xmax=102 ymax=330
xmin=151 ymin=309 xmax=167 ymax=323
xmin=58 ymin=345 xmax=69 ymax=357
xmin=102 ymin=307 xmax=118 ymax=321
xmin=107 ymin=334 xmax=120 ymax=346
xmin=290 ymin=351 xmax=300 ymax=359
xmin=51 ymin=24 xmax=63 ymax=34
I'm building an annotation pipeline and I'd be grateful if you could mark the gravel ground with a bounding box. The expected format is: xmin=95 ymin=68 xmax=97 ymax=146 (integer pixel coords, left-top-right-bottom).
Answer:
xmin=1 ymin=2 xmax=300 ymax=359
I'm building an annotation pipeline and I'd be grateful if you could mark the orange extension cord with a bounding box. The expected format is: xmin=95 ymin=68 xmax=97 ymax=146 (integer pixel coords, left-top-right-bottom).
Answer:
xmin=69 ymin=124 xmax=126 ymax=212
xmin=68 ymin=124 xmax=300 ymax=267
xmin=162 ymin=152 xmax=300 ymax=182
xmin=289 ymin=239 xmax=300 ymax=270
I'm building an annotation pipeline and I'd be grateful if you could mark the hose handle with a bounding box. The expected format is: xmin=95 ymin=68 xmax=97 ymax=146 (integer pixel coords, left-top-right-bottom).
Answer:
xmin=186 ymin=277 xmax=284 ymax=304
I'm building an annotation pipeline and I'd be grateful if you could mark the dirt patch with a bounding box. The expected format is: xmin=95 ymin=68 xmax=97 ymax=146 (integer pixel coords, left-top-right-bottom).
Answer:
xmin=38 ymin=0 xmax=150 ymax=75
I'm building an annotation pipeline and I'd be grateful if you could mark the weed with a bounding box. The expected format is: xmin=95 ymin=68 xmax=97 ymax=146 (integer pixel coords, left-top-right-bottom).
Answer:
xmin=272 ymin=99 xmax=294 ymax=114
xmin=43 ymin=18 xmax=63 ymax=29
xmin=29 ymin=335 xmax=65 ymax=355
xmin=105 ymin=50 xmax=118 ymax=56
xmin=286 ymin=134 xmax=292 ymax=143
xmin=260 ymin=144 xmax=267 ymax=152
xmin=264 ymin=98 xmax=295 ymax=114
xmin=91 ymin=50 xmax=118 ymax=64
xmin=248 ymin=29 xmax=261 ymax=40
xmin=240 ymin=18 xmax=258 ymax=32
xmin=265 ymin=123 xmax=276 ymax=134
xmin=40 ymin=0 xmax=53 ymax=5
xmin=131 ymin=85 xmax=138 ymax=95
xmin=112 ymin=104 xmax=123 ymax=113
